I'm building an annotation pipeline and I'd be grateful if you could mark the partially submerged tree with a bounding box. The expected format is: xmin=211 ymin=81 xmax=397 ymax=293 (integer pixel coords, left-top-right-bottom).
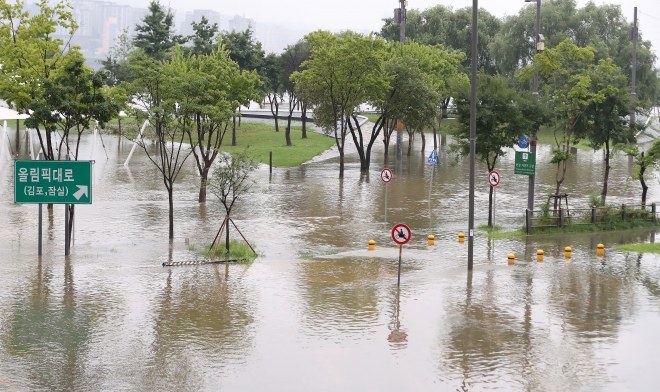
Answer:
xmin=453 ymin=73 xmax=547 ymax=226
xmin=574 ymin=62 xmax=635 ymax=202
xmin=179 ymin=48 xmax=260 ymax=202
xmin=25 ymin=55 xmax=118 ymax=249
xmin=619 ymin=140 xmax=660 ymax=206
xmin=293 ymin=31 xmax=389 ymax=178
xmin=123 ymin=50 xmax=199 ymax=240
xmin=522 ymin=39 xmax=614 ymax=210
xmin=208 ymin=150 xmax=258 ymax=253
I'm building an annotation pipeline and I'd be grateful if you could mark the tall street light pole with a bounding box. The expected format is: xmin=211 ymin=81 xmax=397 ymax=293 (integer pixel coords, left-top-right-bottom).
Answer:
xmin=525 ymin=0 xmax=541 ymax=214
xmin=395 ymin=0 xmax=407 ymax=170
xmin=468 ymin=0 xmax=478 ymax=271
xmin=631 ymin=7 xmax=638 ymax=143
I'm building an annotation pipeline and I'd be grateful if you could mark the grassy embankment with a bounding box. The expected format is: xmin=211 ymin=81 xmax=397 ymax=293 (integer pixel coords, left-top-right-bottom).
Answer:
xmin=483 ymin=220 xmax=659 ymax=239
xmin=616 ymin=243 xmax=660 ymax=253
xmin=105 ymin=118 xmax=335 ymax=168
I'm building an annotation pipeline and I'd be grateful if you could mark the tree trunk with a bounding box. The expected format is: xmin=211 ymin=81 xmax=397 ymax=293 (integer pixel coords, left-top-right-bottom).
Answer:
xmin=15 ymin=120 xmax=20 ymax=154
xmin=168 ymin=184 xmax=174 ymax=240
xmin=488 ymin=185 xmax=493 ymax=227
xmin=602 ymin=140 xmax=611 ymax=202
xmin=339 ymin=152 xmax=344 ymax=178
xmin=301 ymin=104 xmax=307 ymax=139
xmin=407 ymin=130 xmax=413 ymax=156
xmin=640 ymin=163 xmax=648 ymax=205
xmin=198 ymin=168 xmax=209 ymax=202
xmin=232 ymin=116 xmax=236 ymax=146
xmin=432 ymin=125 xmax=437 ymax=151
xmin=285 ymin=116 xmax=292 ymax=146
xmin=420 ymin=131 xmax=426 ymax=152
xmin=225 ymin=215 xmax=230 ymax=253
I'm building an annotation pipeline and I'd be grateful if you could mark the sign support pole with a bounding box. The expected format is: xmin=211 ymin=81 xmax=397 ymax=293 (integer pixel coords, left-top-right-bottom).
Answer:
xmin=397 ymin=245 xmax=402 ymax=287
xmin=65 ymin=203 xmax=70 ymax=256
xmin=493 ymin=187 xmax=496 ymax=228
xmin=385 ymin=183 xmax=388 ymax=224
xmin=38 ymin=203 xmax=42 ymax=256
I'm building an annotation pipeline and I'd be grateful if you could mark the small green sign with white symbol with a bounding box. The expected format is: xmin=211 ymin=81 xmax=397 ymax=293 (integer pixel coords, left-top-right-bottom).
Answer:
xmin=514 ymin=151 xmax=536 ymax=176
xmin=14 ymin=160 xmax=92 ymax=204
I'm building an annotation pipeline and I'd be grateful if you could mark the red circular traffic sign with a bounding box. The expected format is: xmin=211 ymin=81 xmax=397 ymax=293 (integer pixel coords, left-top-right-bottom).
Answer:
xmin=380 ymin=168 xmax=393 ymax=183
xmin=391 ymin=223 xmax=412 ymax=245
xmin=488 ymin=170 xmax=500 ymax=187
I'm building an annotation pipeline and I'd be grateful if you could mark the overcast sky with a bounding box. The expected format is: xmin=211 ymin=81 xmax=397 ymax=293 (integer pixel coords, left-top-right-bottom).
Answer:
xmin=140 ymin=0 xmax=660 ymax=55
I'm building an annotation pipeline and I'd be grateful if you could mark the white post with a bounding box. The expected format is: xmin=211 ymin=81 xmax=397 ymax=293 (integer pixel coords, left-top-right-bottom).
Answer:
xmin=88 ymin=124 xmax=98 ymax=160
xmin=124 ymin=119 xmax=149 ymax=167
xmin=0 ymin=120 xmax=7 ymax=162
xmin=27 ymin=129 xmax=34 ymax=160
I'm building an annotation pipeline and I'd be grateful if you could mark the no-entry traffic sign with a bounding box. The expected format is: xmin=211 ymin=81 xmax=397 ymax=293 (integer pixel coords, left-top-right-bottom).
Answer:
xmin=14 ymin=160 xmax=93 ymax=204
xmin=381 ymin=167 xmax=393 ymax=183
xmin=391 ymin=223 xmax=412 ymax=245
xmin=488 ymin=170 xmax=500 ymax=187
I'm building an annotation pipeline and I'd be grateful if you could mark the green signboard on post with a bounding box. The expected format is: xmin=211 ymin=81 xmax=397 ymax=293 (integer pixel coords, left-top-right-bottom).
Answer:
xmin=14 ymin=160 xmax=93 ymax=204
xmin=514 ymin=151 xmax=536 ymax=176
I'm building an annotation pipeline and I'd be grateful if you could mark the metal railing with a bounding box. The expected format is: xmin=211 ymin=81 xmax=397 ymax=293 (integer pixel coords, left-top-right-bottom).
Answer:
xmin=525 ymin=203 xmax=658 ymax=234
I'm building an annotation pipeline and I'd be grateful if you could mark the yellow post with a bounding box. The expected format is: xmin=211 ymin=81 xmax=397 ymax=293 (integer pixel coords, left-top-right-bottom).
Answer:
xmin=508 ymin=253 xmax=515 ymax=264
xmin=537 ymin=249 xmax=544 ymax=261
xmin=368 ymin=240 xmax=376 ymax=251
xmin=428 ymin=235 xmax=435 ymax=246
xmin=564 ymin=246 xmax=572 ymax=259
xmin=458 ymin=232 xmax=465 ymax=243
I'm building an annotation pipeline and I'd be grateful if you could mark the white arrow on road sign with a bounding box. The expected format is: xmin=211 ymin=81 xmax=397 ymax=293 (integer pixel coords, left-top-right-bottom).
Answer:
xmin=73 ymin=185 xmax=88 ymax=200
xmin=380 ymin=168 xmax=393 ymax=183
xmin=488 ymin=171 xmax=500 ymax=187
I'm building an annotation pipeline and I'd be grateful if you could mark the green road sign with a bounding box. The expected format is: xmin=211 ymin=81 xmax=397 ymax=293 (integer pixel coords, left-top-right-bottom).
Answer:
xmin=14 ymin=160 xmax=92 ymax=204
xmin=514 ymin=151 xmax=536 ymax=176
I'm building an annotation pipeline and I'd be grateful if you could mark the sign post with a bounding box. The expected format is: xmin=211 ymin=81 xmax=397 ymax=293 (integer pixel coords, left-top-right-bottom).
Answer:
xmin=14 ymin=160 xmax=93 ymax=256
xmin=391 ymin=223 xmax=412 ymax=287
xmin=427 ymin=150 xmax=438 ymax=222
xmin=381 ymin=168 xmax=393 ymax=223
xmin=488 ymin=171 xmax=500 ymax=228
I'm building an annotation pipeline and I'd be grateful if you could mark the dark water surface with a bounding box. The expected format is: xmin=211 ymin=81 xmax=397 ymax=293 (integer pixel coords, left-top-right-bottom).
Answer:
xmin=1 ymin=129 xmax=660 ymax=391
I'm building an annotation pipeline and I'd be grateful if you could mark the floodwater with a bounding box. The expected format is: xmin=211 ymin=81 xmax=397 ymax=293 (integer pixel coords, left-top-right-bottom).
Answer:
xmin=1 ymin=125 xmax=660 ymax=391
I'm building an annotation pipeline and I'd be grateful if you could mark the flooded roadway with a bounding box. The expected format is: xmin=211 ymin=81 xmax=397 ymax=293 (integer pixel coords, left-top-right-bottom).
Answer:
xmin=1 ymin=128 xmax=660 ymax=391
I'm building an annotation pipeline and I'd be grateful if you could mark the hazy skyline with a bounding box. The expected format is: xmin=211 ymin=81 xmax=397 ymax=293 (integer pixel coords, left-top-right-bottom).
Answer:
xmin=110 ymin=0 xmax=660 ymax=55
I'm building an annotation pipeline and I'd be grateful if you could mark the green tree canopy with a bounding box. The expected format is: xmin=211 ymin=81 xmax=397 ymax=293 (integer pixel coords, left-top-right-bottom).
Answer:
xmin=293 ymin=31 xmax=389 ymax=178
xmin=189 ymin=15 xmax=219 ymax=57
xmin=379 ymin=5 xmax=501 ymax=75
xmin=491 ymin=0 xmax=659 ymax=107
xmin=133 ymin=0 xmax=182 ymax=60
xmin=220 ymin=27 xmax=265 ymax=73
xmin=452 ymin=72 xmax=548 ymax=225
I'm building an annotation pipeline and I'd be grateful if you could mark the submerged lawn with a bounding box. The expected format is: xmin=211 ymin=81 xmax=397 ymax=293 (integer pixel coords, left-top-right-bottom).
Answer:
xmin=616 ymin=243 xmax=660 ymax=253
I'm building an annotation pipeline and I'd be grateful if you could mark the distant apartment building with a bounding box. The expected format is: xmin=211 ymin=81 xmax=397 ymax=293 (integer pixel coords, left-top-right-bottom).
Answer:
xmin=180 ymin=9 xmax=225 ymax=37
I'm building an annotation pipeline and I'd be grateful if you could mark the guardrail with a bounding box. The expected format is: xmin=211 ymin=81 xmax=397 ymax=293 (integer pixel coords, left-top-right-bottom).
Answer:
xmin=525 ymin=203 xmax=658 ymax=234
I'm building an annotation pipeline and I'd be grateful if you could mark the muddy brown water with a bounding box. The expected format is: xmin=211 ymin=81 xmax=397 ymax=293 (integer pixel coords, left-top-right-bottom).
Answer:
xmin=1 ymin=127 xmax=660 ymax=391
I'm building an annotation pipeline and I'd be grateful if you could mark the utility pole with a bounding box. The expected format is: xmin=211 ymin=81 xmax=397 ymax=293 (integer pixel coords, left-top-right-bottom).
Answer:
xmin=631 ymin=7 xmax=638 ymax=134
xmin=629 ymin=7 xmax=638 ymax=168
xmin=468 ymin=0 xmax=478 ymax=271
xmin=525 ymin=0 xmax=541 ymax=214
xmin=394 ymin=0 xmax=407 ymax=169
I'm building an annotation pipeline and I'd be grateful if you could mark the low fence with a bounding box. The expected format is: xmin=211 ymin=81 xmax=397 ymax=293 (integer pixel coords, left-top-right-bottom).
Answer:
xmin=525 ymin=203 xmax=658 ymax=234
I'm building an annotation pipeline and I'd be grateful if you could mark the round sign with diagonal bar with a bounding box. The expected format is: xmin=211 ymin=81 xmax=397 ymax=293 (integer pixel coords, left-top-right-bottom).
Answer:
xmin=391 ymin=223 xmax=412 ymax=245
xmin=488 ymin=170 xmax=500 ymax=187
xmin=380 ymin=168 xmax=393 ymax=183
